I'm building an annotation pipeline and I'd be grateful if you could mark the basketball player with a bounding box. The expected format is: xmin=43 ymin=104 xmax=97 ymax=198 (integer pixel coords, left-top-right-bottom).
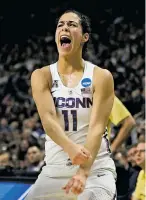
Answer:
xmin=25 ymin=10 xmax=116 ymax=200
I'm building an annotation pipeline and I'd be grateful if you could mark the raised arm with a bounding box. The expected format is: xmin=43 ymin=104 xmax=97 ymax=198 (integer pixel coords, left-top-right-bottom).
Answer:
xmin=31 ymin=67 xmax=91 ymax=164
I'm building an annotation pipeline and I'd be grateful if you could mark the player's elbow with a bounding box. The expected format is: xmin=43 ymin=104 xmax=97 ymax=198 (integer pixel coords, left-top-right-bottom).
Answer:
xmin=124 ymin=115 xmax=136 ymax=129
xmin=41 ymin=111 xmax=56 ymax=130
xmin=42 ymin=111 xmax=55 ymax=121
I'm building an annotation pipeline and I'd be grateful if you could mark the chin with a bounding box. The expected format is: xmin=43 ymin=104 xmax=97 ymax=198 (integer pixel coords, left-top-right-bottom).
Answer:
xmin=137 ymin=161 xmax=142 ymax=166
xmin=59 ymin=51 xmax=72 ymax=57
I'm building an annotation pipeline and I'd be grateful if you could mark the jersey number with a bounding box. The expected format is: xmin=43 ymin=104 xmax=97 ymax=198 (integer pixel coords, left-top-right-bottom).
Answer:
xmin=62 ymin=110 xmax=77 ymax=131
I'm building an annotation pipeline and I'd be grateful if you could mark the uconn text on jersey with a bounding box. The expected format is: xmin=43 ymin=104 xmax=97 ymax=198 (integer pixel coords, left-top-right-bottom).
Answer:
xmin=53 ymin=97 xmax=92 ymax=108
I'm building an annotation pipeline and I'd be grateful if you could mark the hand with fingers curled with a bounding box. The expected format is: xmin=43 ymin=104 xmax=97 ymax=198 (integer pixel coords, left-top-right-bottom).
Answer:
xmin=66 ymin=143 xmax=92 ymax=165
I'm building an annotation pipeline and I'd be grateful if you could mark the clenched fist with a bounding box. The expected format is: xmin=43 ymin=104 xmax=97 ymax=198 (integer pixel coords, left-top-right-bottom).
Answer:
xmin=67 ymin=143 xmax=92 ymax=165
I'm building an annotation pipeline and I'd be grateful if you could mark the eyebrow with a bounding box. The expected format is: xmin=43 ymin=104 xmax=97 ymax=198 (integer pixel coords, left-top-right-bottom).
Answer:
xmin=58 ymin=20 xmax=78 ymax=24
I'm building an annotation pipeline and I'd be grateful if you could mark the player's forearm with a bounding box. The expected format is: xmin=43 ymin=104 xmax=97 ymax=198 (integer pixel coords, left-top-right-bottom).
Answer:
xmin=79 ymin=126 xmax=104 ymax=174
xmin=111 ymin=117 xmax=136 ymax=151
xmin=111 ymin=127 xmax=131 ymax=151
xmin=41 ymin=113 xmax=73 ymax=151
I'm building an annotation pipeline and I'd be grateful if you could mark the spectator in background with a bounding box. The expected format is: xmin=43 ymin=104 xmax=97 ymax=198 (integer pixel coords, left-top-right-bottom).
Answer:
xmin=127 ymin=144 xmax=138 ymax=168
xmin=137 ymin=121 xmax=145 ymax=143
xmin=9 ymin=121 xmax=19 ymax=132
xmin=114 ymin=150 xmax=130 ymax=200
xmin=107 ymin=96 xmax=136 ymax=152
xmin=114 ymin=147 xmax=141 ymax=200
xmin=21 ymin=128 xmax=32 ymax=141
xmin=0 ymin=118 xmax=11 ymax=133
xmin=23 ymin=118 xmax=35 ymax=130
xmin=0 ymin=152 xmax=12 ymax=168
xmin=114 ymin=150 xmax=129 ymax=170
xmin=127 ymin=145 xmax=141 ymax=199
xmin=26 ymin=146 xmax=44 ymax=173
xmin=138 ymin=132 xmax=145 ymax=143
xmin=21 ymin=128 xmax=36 ymax=145
xmin=132 ymin=142 xmax=146 ymax=200
xmin=18 ymin=139 xmax=30 ymax=169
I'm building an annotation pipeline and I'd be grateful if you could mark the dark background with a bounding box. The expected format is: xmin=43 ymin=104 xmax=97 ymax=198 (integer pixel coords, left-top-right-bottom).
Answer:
xmin=0 ymin=0 xmax=145 ymax=199
xmin=0 ymin=0 xmax=144 ymax=44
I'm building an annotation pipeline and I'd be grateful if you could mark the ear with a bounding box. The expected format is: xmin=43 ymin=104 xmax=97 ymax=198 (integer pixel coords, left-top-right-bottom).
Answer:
xmin=81 ymin=33 xmax=89 ymax=43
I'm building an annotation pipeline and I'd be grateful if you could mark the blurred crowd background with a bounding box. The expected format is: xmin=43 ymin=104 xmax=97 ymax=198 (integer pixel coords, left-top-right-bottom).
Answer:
xmin=0 ymin=0 xmax=145 ymax=199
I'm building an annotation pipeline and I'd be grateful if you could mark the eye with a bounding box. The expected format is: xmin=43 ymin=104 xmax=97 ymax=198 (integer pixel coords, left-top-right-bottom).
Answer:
xmin=70 ymin=23 xmax=77 ymax=27
xmin=57 ymin=24 xmax=62 ymax=27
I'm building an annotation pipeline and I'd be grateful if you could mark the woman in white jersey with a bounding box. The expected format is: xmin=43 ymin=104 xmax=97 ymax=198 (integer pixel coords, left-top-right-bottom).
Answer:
xmin=25 ymin=9 xmax=117 ymax=200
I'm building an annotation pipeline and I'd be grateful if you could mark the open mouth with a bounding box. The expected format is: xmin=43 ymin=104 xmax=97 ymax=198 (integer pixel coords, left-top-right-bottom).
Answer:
xmin=60 ymin=36 xmax=71 ymax=46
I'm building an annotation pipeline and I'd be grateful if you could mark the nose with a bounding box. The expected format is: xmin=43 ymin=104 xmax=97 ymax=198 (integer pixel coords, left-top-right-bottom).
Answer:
xmin=136 ymin=151 xmax=141 ymax=158
xmin=62 ymin=23 xmax=69 ymax=32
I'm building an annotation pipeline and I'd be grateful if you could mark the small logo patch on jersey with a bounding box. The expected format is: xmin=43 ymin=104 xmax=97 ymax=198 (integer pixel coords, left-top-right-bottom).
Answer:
xmin=81 ymin=87 xmax=91 ymax=94
xmin=52 ymin=80 xmax=59 ymax=88
xmin=81 ymin=78 xmax=91 ymax=87
xmin=68 ymin=90 xmax=73 ymax=95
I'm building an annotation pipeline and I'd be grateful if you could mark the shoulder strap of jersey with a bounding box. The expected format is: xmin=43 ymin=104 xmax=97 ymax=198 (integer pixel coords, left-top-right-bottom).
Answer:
xmin=83 ymin=60 xmax=96 ymax=80
xmin=49 ymin=62 xmax=58 ymax=81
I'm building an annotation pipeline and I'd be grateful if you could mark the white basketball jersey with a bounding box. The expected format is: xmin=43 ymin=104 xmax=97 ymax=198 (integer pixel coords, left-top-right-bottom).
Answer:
xmin=44 ymin=60 xmax=116 ymax=177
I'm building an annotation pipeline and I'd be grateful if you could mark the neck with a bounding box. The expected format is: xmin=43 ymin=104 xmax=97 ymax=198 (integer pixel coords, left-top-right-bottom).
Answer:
xmin=31 ymin=161 xmax=40 ymax=166
xmin=58 ymin=52 xmax=84 ymax=74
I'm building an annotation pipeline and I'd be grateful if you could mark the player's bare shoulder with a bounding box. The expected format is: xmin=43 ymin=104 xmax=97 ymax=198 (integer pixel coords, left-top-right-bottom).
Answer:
xmin=31 ymin=65 xmax=52 ymax=90
xmin=93 ymin=66 xmax=114 ymax=91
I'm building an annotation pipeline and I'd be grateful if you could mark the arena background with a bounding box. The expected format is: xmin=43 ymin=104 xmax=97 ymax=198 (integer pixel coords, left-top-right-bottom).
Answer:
xmin=0 ymin=0 xmax=145 ymax=199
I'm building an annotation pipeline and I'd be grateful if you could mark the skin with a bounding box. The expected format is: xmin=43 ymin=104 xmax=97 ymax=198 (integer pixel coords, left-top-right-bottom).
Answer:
xmin=31 ymin=12 xmax=114 ymax=196
xmin=0 ymin=152 xmax=10 ymax=167
xmin=135 ymin=142 xmax=146 ymax=170
xmin=27 ymin=146 xmax=42 ymax=164
xmin=55 ymin=12 xmax=89 ymax=60
xmin=111 ymin=115 xmax=136 ymax=153
xmin=127 ymin=146 xmax=137 ymax=167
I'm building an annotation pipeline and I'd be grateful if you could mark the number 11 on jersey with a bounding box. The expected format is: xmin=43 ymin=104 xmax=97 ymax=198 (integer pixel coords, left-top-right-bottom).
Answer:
xmin=62 ymin=110 xmax=77 ymax=131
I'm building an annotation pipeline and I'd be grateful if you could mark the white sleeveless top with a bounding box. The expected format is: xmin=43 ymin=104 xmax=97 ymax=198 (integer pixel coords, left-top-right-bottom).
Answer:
xmin=44 ymin=60 xmax=116 ymax=177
